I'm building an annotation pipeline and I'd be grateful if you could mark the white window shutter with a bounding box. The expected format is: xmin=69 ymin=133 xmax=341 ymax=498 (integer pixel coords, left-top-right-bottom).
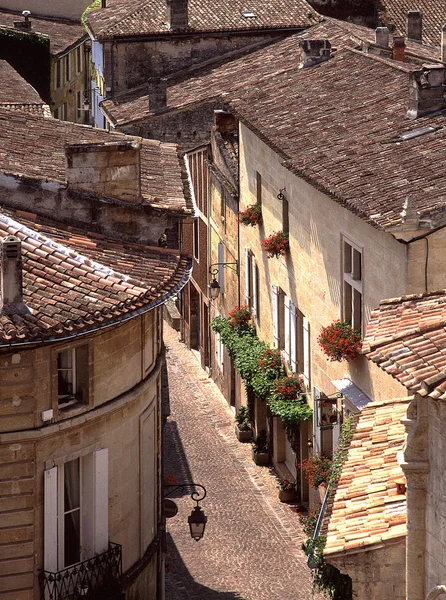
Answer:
xmin=303 ymin=317 xmax=310 ymax=385
xmin=252 ymin=254 xmax=258 ymax=317
xmin=313 ymin=387 xmax=322 ymax=454
xmin=290 ymin=303 xmax=297 ymax=372
xmin=272 ymin=284 xmax=279 ymax=348
xmin=218 ymin=243 xmax=225 ymax=293
xmin=44 ymin=467 xmax=58 ymax=572
xmin=245 ymin=247 xmax=250 ymax=305
xmin=94 ymin=449 xmax=109 ymax=555
xmin=284 ymin=296 xmax=291 ymax=364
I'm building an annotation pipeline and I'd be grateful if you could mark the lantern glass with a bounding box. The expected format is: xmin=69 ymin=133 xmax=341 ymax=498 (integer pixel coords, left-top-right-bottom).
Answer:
xmin=208 ymin=278 xmax=220 ymax=299
xmin=188 ymin=505 xmax=207 ymax=541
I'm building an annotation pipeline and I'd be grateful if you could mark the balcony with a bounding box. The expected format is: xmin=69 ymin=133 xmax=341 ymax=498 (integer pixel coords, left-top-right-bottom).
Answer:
xmin=39 ymin=542 xmax=123 ymax=600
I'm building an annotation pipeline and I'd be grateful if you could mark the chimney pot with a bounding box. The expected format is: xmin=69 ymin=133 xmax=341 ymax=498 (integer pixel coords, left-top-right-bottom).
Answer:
xmin=148 ymin=77 xmax=167 ymax=111
xmin=1 ymin=236 xmax=29 ymax=316
xmin=375 ymin=27 xmax=389 ymax=48
xmin=392 ymin=36 xmax=406 ymax=61
xmin=407 ymin=10 xmax=422 ymax=41
xmin=168 ymin=0 xmax=188 ymax=30
xmin=299 ymin=39 xmax=331 ymax=68
xmin=407 ymin=65 xmax=446 ymax=119
xmin=14 ymin=11 xmax=32 ymax=31
xmin=101 ymin=0 xmax=106 ymax=7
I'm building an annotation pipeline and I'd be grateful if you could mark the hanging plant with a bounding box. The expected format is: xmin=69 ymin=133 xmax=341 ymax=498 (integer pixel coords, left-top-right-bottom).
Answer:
xmin=261 ymin=231 xmax=289 ymax=258
xmin=228 ymin=305 xmax=252 ymax=331
xmin=274 ymin=376 xmax=304 ymax=400
xmin=238 ymin=203 xmax=262 ymax=226
xmin=300 ymin=454 xmax=332 ymax=489
xmin=317 ymin=321 xmax=361 ymax=362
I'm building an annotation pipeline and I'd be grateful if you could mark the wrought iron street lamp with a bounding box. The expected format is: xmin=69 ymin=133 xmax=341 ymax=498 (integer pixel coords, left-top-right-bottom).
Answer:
xmin=208 ymin=262 xmax=238 ymax=299
xmin=164 ymin=482 xmax=208 ymax=541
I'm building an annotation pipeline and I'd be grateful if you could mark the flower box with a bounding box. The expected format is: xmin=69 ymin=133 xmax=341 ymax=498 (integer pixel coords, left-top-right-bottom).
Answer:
xmin=317 ymin=321 xmax=361 ymax=362
xmin=235 ymin=423 xmax=253 ymax=443
xmin=238 ymin=203 xmax=262 ymax=226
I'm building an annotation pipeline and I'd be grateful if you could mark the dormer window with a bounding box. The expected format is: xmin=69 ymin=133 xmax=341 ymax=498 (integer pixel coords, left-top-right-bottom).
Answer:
xmin=241 ymin=10 xmax=256 ymax=17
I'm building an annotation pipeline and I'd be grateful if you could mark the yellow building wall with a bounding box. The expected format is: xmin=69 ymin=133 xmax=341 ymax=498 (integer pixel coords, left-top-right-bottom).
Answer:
xmin=238 ymin=122 xmax=409 ymax=404
xmin=51 ymin=42 xmax=87 ymax=124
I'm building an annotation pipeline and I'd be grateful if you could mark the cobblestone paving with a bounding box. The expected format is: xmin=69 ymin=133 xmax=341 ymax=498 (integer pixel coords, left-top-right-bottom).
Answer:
xmin=164 ymin=325 xmax=324 ymax=600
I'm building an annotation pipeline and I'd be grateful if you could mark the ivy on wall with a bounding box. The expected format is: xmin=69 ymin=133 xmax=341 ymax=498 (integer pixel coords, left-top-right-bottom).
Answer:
xmin=82 ymin=0 xmax=101 ymax=27
xmin=0 ymin=28 xmax=51 ymax=101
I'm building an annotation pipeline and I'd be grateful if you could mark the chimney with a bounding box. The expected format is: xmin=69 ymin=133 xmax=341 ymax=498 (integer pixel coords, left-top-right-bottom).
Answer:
xmin=214 ymin=110 xmax=237 ymax=133
xmin=407 ymin=10 xmax=422 ymax=41
xmin=101 ymin=0 xmax=106 ymax=6
xmin=167 ymin=0 xmax=188 ymax=30
xmin=148 ymin=77 xmax=167 ymax=111
xmin=14 ymin=10 xmax=32 ymax=31
xmin=375 ymin=26 xmax=389 ymax=48
xmin=407 ymin=65 xmax=446 ymax=119
xmin=65 ymin=140 xmax=142 ymax=203
xmin=442 ymin=24 xmax=446 ymax=62
xmin=1 ymin=236 xmax=29 ymax=316
xmin=299 ymin=39 xmax=331 ymax=68
xmin=392 ymin=36 xmax=406 ymax=61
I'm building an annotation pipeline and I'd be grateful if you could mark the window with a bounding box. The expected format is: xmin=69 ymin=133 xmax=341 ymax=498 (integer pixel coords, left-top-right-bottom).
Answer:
xmin=193 ymin=218 xmax=199 ymax=261
xmin=76 ymin=89 xmax=83 ymax=120
xmin=55 ymin=60 xmax=61 ymax=88
xmin=281 ymin=191 xmax=289 ymax=234
xmin=245 ymin=248 xmax=259 ymax=319
xmin=272 ymin=286 xmax=310 ymax=383
xmin=342 ymin=237 xmax=362 ymax=331
xmin=65 ymin=54 xmax=70 ymax=82
xmin=57 ymin=345 xmax=89 ymax=407
xmin=44 ymin=450 xmax=109 ymax=571
xmin=187 ymin=148 xmax=208 ymax=217
xmin=217 ymin=332 xmax=224 ymax=371
xmin=218 ymin=242 xmax=225 ymax=294
xmin=76 ymin=45 xmax=83 ymax=74
xmin=256 ymin=171 xmax=262 ymax=206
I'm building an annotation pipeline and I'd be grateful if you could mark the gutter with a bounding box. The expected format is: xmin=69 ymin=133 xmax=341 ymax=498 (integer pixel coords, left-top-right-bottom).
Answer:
xmin=0 ymin=257 xmax=193 ymax=350
xmin=307 ymin=484 xmax=330 ymax=569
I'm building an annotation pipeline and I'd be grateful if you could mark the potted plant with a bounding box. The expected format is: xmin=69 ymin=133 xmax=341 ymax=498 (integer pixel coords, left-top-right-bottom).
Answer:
xmin=234 ymin=406 xmax=252 ymax=442
xmin=278 ymin=479 xmax=297 ymax=503
xmin=300 ymin=454 xmax=332 ymax=489
xmin=238 ymin=203 xmax=262 ymax=226
xmin=251 ymin=429 xmax=269 ymax=465
xmin=261 ymin=231 xmax=289 ymax=258
xmin=317 ymin=321 xmax=361 ymax=362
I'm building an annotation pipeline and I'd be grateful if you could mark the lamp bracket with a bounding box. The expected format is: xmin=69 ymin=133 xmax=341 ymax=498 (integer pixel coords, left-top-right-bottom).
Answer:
xmin=164 ymin=482 xmax=207 ymax=505
xmin=209 ymin=261 xmax=238 ymax=277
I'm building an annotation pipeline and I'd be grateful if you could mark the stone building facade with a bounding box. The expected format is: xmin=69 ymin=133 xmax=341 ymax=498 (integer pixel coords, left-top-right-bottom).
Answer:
xmin=0 ymin=109 xmax=193 ymax=599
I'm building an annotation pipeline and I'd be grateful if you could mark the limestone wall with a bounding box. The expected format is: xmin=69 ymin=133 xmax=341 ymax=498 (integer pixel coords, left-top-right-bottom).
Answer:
xmin=408 ymin=227 xmax=446 ymax=293
xmin=0 ymin=310 xmax=164 ymax=598
xmin=329 ymin=541 xmax=406 ymax=600
xmin=238 ymin=123 xmax=409 ymax=404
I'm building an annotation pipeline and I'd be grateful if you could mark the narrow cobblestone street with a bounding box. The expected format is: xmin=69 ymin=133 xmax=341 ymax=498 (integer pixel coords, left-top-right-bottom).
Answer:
xmin=164 ymin=325 xmax=323 ymax=600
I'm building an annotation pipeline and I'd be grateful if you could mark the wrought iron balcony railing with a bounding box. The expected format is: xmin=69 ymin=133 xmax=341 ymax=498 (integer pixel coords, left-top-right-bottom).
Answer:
xmin=39 ymin=542 xmax=122 ymax=600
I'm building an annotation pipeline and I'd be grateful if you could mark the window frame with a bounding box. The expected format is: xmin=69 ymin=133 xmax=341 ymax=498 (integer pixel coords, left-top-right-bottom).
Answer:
xmin=57 ymin=348 xmax=77 ymax=407
xmin=342 ymin=236 xmax=363 ymax=332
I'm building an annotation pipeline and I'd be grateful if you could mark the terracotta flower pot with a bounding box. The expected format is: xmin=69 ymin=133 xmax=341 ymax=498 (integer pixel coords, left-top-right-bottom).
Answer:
xmin=235 ymin=423 xmax=252 ymax=443
xmin=279 ymin=488 xmax=297 ymax=503
xmin=252 ymin=448 xmax=270 ymax=466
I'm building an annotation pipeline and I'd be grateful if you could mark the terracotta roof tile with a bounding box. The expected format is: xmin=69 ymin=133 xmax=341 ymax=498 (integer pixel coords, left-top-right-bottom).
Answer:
xmin=0 ymin=209 xmax=192 ymax=345
xmin=363 ymin=290 xmax=446 ymax=400
xmin=87 ymin=0 xmax=321 ymax=40
xmin=378 ymin=0 xmax=446 ymax=47
xmin=0 ymin=108 xmax=192 ymax=214
xmin=0 ymin=60 xmax=52 ymax=117
xmin=0 ymin=10 xmax=87 ymax=56
xmin=323 ymin=398 xmax=409 ymax=558
xmin=102 ymin=19 xmax=445 ymax=229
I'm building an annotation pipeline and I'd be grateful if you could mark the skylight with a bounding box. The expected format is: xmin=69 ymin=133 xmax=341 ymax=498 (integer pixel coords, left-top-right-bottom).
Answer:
xmin=241 ymin=10 xmax=256 ymax=18
xmin=398 ymin=125 xmax=441 ymax=141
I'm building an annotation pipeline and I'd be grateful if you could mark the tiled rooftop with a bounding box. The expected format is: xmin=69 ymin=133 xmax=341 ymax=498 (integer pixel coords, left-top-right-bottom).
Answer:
xmin=379 ymin=0 xmax=446 ymax=47
xmin=363 ymin=290 xmax=446 ymax=400
xmin=86 ymin=0 xmax=321 ymax=40
xmin=323 ymin=398 xmax=410 ymax=557
xmin=0 ymin=10 xmax=87 ymax=56
xmin=0 ymin=108 xmax=192 ymax=214
xmin=0 ymin=209 xmax=191 ymax=345
xmin=0 ymin=60 xmax=51 ymax=117
xmin=102 ymin=18 xmax=446 ymax=230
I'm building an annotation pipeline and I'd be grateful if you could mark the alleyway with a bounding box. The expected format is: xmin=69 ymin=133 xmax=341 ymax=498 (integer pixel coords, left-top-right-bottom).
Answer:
xmin=163 ymin=325 xmax=323 ymax=600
